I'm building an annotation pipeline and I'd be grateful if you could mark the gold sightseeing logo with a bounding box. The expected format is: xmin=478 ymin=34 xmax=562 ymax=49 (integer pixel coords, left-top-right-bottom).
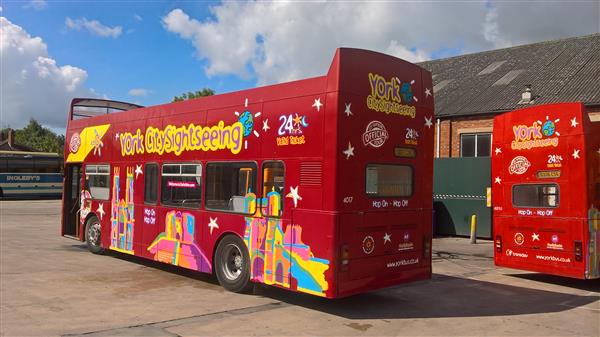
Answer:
xmin=366 ymin=73 xmax=416 ymax=118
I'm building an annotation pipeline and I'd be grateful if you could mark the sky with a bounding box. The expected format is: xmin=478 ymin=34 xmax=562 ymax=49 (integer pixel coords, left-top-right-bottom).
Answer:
xmin=1 ymin=0 xmax=599 ymax=132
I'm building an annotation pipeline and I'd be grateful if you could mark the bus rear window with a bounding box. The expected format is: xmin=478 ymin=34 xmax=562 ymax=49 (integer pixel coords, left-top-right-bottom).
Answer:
xmin=512 ymin=184 xmax=559 ymax=208
xmin=366 ymin=164 xmax=413 ymax=197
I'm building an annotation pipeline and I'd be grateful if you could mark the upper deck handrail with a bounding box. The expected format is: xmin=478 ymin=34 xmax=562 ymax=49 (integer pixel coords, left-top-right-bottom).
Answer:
xmin=69 ymin=98 xmax=144 ymax=120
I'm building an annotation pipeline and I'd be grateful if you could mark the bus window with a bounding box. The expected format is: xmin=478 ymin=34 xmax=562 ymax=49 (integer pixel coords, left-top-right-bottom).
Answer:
xmin=366 ymin=164 xmax=413 ymax=197
xmin=262 ymin=161 xmax=285 ymax=217
xmin=206 ymin=162 xmax=257 ymax=214
xmin=85 ymin=164 xmax=110 ymax=200
xmin=144 ymin=163 xmax=158 ymax=204
xmin=5 ymin=157 xmax=35 ymax=173
xmin=160 ymin=163 xmax=201 ymax=209
xmin=512 ymin=184 xmax=559 ymax=208
xmin=34 ymin=157 xmax=61 ymax=173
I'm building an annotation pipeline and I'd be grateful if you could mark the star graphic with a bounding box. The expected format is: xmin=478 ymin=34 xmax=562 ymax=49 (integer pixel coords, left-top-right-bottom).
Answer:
xmin=135 ymin=164 xmax=143 ymax=179
xmin=424 ymin=116 xmax=433 ymax=129
xmin=343 ymin=142 xmax=355 ymax=159
xmin=425 ymin=87 xmax=432 ymax=97
xmin=286 ymin=186 xmax=303 ymax=208
xmin=531 ymin=233 xmax=540 ymax=242
xmin=293 ymin=114 xmax=302 ymax=125
xmin=494 ymin=176 xmax=502 ymax=184
xmin=115 ymin=133 xmax=120 ymax=140
xmin=96 ymin=203 xmax=105 ymax=220
xmin=312 ymin=98 xmax=323 ymax=112
xmin=262 ymin=119 xmax=270 ymax=132
xmin=495 ymin=147 xmax=502 ymax=155
xmin=383 ymin=233 xmax=391 ymax=244
xmin=344 ymin=103 xmax=353 ymax=116
xmin=208 ymin=217 xmax=219 ymax=235
xmin=572 ymin=149 xmax=580 ymax=159
xmin=570 ymin=117 xmax=579 ymax=128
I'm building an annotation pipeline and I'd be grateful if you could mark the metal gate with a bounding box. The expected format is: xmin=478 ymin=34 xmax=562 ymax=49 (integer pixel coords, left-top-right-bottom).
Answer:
xmin=433 ymin=157 xmax=492 ymax=239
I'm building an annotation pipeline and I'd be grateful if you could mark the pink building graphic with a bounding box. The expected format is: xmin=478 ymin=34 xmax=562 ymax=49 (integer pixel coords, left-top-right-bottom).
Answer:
xmin=110 ymin=167 xmax=134 ymax=254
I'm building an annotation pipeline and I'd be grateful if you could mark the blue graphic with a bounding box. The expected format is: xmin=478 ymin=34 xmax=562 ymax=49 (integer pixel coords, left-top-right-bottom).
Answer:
xmin=239 ymin=110 xmax=254 ymax=137
xmin=400 ymin=82 xmax=414 ymax=104
xmin=542 ymin=120 xmax=555 ymax=136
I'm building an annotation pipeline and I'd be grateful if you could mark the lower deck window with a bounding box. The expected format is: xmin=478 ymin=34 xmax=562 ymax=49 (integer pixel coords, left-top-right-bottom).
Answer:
xmin=161 ymin=164 xmax=202 ymax=208
xmin=512 ymin=184 xmax=559 ymax=208
xmin=85 ymin=164 xmax=110 ymax=200
xmin=206 ymin=162 xmax=256 ymax=213
xmin=366 ymin=164 xmax=413 ymax=197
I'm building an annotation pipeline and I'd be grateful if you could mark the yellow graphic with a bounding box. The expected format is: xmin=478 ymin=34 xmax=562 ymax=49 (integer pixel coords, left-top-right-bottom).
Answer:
xmin=366 ymin=72 xmax=416 ymax=118
xmin=118 ymin=121 xmax=244 ymax=157
xmin=66 ymin=124 xmax=110 ymax=163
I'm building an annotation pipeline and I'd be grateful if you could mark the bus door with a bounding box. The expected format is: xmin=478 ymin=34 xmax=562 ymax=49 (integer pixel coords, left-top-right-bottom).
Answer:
xmin=63 ymin=164 xmax=82 ymax=238
xmin=257 ymin=161 xmax=291 ymax=289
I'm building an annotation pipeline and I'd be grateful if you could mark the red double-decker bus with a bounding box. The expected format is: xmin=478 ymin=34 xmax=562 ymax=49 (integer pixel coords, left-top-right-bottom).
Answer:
xmin=61 ymin=48 xmax=434 ymax=298
xmin=492 ymin=102 xmax=600 ymax=279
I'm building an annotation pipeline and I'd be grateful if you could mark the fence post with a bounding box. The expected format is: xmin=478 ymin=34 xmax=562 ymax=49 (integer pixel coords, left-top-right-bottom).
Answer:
xmin=470 ymin=215 xmax=477 ymax=244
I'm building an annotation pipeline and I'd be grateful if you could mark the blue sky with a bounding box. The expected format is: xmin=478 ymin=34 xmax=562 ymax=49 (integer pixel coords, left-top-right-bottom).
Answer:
xmin=1 ymin=0 xmax=598 ymax=131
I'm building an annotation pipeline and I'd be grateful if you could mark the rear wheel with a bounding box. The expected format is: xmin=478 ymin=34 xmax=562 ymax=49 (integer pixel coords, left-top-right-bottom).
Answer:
xmin=215 ymin=235 xmax=252 ymax=293
xmin=85 ymin=216 xmax=105 ymax=254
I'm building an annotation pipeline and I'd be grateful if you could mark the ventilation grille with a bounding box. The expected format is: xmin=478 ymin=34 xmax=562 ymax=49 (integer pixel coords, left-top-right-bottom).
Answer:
xmin=300 ymin=162 xmax=322 ymax=186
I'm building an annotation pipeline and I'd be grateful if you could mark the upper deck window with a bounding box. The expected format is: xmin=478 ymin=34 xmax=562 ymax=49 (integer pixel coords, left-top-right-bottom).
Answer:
xmin=161 ymin=164 xmax=202 ymax=209
xmin=262 ymin=161 xmax=285 ymax=217
xmin=512 ymin=184 xmax=559 ymax=208
xmin=85 ymin=164 xmax=110 ymax=200
xmin=366 ymin=164 xmax=413 ymax=197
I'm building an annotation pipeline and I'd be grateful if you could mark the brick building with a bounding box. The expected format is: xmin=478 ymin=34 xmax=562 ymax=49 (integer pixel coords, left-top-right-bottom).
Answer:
xmin=420 ymin=33 xmax=600 ymax=158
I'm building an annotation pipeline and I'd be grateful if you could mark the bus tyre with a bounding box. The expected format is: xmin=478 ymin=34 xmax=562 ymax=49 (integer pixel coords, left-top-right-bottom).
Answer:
xmin=215 ymin=235 xmax=252 ymax=293
xmin=85 ymin=216 xmax=105 ymax=255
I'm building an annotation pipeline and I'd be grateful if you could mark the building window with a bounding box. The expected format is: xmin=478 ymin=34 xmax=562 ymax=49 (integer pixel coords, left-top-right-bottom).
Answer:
xmin=262 ymin=161 xmax=285 ymax=217
xmin=205 ymin=162 xmax=257 ymax=214
xmin=460 ymin=133 xmax=491 ymax=157
xmin=160 ymin=163 xmax=202 ymax=209
xmin=144 ymin=163 xmax=158 ymax=204
xmin=366 ymin=164 xmax=413 ymax=197
xmin=85 ymin=164 xmax=110 ymax=200
xmin=512 ymin=184 xmax=559 ymax=208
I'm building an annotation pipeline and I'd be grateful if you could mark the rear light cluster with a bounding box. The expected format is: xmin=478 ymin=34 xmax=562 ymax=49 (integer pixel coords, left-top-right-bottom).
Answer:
xmin=340 ymin=244 xmax=349 ymax=271
xmin=574 ymin=241 xmax=583 ymax=262
xmin=423 ymin=237 xmax=431 ymax=259
xmin=495 ymin=235 xmax=502 ymax=253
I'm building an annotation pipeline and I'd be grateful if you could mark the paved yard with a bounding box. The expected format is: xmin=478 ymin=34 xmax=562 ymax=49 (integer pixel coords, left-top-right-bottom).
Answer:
xmin=1 ymin=200 xmax=598 ymax=336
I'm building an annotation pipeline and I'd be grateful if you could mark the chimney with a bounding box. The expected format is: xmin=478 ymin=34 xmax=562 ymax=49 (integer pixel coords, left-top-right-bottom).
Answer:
xmin=518 ymin=84 xmax=537 ymax=105
xmin=7 ymin=129 xmax=15 ymax=149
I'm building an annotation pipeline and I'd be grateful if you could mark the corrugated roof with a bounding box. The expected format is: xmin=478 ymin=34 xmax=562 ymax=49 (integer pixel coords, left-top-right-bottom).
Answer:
xmin=419 ymin=33 xmax=600 ymax=118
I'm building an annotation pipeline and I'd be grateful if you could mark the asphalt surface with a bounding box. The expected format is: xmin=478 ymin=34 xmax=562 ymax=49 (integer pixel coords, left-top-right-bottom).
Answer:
xmin=1 ymin=200 xmax=598 ymax=336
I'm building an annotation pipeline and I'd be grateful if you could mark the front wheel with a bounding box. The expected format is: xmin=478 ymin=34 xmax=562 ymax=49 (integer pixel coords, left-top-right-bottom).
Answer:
xmin=215 ymin=235 xmax=252 ymax=293
xmin=85 ymin=216 xmax=105 ymax=254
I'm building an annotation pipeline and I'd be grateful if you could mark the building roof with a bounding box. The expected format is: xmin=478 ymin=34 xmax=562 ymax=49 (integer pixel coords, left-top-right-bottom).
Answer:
xmin=419 ymin=33 xmax=600 ymax=118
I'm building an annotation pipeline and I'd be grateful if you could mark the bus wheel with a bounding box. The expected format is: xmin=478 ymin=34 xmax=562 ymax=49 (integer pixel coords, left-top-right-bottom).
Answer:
xmin=215 ymin=235 xmax=252 ymax=293
xmin=85 ymin=216 xmax=105 ymax=255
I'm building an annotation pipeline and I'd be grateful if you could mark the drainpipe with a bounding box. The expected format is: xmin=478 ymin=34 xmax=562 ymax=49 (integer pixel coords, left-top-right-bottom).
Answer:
xmin=436 ymin=119 xmax=441 ymax=158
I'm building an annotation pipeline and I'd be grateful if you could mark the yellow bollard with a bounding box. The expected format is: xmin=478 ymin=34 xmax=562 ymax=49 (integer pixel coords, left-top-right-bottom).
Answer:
xmin=470 ymin=215 xmax=477 ymax=244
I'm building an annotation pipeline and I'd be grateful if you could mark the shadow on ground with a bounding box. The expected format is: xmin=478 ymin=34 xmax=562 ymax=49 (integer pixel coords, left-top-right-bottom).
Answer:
xmin=506 ymin=273 xmax=600 ymax=292
xmin=250 ymin=274 xmax=598 ymax=320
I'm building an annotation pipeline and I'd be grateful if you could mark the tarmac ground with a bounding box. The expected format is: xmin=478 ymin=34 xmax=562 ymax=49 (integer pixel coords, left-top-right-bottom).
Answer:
xmin=1 ymin=200 xmax=599 ymax=336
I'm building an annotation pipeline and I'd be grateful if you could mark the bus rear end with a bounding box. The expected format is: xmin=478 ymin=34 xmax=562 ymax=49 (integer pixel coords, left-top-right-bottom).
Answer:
xmin=328 ymin=49 xmax=434 ymax=297
xmin=492 ymin=102 xmax=600 ymax=279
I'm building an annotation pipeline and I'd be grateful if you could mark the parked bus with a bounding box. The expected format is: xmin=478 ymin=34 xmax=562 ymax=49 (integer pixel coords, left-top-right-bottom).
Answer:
xmin=492 ymin=102 xmax=600 ymax=279
xmin=0 ymin=150 xmax=63 ymax=198
xmin=61 ymin=48 xmax=435 ymax=298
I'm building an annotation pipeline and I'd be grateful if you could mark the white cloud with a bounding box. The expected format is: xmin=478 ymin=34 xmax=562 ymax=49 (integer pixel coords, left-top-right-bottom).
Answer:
xmin=128 ymin=88 xmax=150 ymax=97
xmin=162 ymin=2 xmax=599 ymax=85
xmin=65 ymin=17 xmax=122 ymax=38
xmin=25 ymin=0 xmax=47 ymax=10
xmin=133 ymin=14 xmax=143 ymax=22
xmin=1 ymin=16 xmax=95 ymax=129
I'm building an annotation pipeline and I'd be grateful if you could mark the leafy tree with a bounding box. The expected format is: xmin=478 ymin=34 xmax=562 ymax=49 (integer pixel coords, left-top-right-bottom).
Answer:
xmin=173 ymin=88 xmax=215 ymax=102
xmin=1 ymin=119 xmax=65 ymax=155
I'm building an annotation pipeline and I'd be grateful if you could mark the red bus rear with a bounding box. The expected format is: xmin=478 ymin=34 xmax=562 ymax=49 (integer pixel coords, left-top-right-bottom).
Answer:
xmin=61 ymin=48 xmax=434 ymax=298
xmin=492 ymin=102 xmax=600 ymax=279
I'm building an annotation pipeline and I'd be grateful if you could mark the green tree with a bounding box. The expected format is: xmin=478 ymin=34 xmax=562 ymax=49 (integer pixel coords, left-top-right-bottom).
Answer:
xmin=172 ymin=88 xmax=215 ymax=102
xmin=1 ymin=119 xmax=65 ymax=155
